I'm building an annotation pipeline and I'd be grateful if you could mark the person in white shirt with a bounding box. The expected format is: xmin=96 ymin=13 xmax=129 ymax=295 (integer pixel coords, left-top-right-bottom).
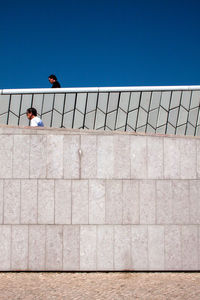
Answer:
xmin=26 ymin=108 xmax=44 ymax=127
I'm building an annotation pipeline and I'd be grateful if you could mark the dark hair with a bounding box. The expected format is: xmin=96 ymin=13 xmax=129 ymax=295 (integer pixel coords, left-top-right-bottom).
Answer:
xmin=48 ymin=74 xmax=57 ymax=81
xmin=26 ymin=107 xmax=37 ymax=116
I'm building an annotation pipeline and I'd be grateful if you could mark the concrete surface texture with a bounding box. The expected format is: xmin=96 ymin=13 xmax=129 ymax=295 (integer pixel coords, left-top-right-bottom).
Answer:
xmin=0 ymin=125 xmax=199 ymax=271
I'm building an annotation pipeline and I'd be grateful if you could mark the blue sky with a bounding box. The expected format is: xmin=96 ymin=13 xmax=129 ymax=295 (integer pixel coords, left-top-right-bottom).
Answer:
xmin=1 ymin=0 xmax=200 ymax=89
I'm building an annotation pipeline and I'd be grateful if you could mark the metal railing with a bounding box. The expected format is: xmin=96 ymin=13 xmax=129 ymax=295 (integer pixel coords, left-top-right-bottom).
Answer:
xmin=0 ymin=86 xmax=200 ymax=136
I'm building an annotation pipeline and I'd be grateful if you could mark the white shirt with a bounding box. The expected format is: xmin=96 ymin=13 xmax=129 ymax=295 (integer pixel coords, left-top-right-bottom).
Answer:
xmin=30 ymin=116 xmax=44 ymax=127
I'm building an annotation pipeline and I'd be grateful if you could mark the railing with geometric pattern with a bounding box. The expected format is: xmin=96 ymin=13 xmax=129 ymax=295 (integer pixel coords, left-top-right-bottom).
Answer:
xmin=0 ymin=86 xmax=200 ymax=136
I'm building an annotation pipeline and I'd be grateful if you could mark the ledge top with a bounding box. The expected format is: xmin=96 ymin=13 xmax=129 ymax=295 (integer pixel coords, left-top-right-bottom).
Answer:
xmin=0 ymin=124 xmax=199 ymax=140
xmin=1 ymin=85 xmax=200 ymax=94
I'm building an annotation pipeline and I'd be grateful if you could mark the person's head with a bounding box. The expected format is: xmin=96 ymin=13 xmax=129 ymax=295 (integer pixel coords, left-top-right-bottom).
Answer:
xmin=48 ymin=74 xmax=57 ymax=84
xmin=26 ymin=107 xmax=37 ymax=120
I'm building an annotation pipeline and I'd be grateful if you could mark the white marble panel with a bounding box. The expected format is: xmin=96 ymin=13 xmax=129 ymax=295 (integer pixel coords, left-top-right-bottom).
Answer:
xmin=89 ymin=180 xmax=105 ymax=224
xmin=29 ymin=225 xmax=45 ymax=270
xmin=30 ymin=135 xmax=47 ymax=178
xmin=11 ymin=225 xmax=28 ymax=270
xmin=156 ymin=181 xmax=173 ymax=224
xmin=164 ymin=138 xmax=180 ymax=179
xmin=63 ymin=225 xmax=80 ymax=270
xmin=130 ymin=136 xmax=147 ymax=179
xmin=131 ymin=225 xmax=148 ymax=270
xmin=38 ymin=180 xmax=54 ymax=224
xmin=114 ymin=225 xmax=131 ymax=270
xmin=21 ymin=180 xmax=37 ymax=224
xmin=189 ymin=181 xmax=200 ymax=224
xmin=164 ymin=225 xmax=181 ymax=270
xmin=80 ymin=225 xmax=96 ymax=270
xmin=197 ymin=140 xmax=200 ymax=178
xmin=139 ymin=181 xmax=156 ymax=224
xmin=46 ymin=225 xmax=63 ymax=270
xmin=0 ymin=181 xmax=3 ymax=224
xmin=148 ymin=225 xmax=164 ymax=270
xmin=0 ymin=135 xmax=13 ymax=150
xmin=13 ymin=135 xmax=30 ymax=178
xmin=64 ymin=135 xmax=80 ymax=179
xmin=199 ymin=226 xmax=200 ymax=270
xmin=182 ymin=225 xmax=198 ymax=270
xmin=47 ymin=135 xmax=63 ymax=178
xmin=97 ymin=136 xmax=114 ymax=179
xmin=72 ymin=180 xmax=88 ymax=224
xmin=106 ymin=180 xmax=123 ymax=224
xmin=0 ymin=225 xmax=11 ymax=270
xmin=81 ymin=135 xmax=97 ymax=178
xmin=0 ymin=150 xmax=12 ymax=178
xmin=55 ymin=180 xmax=71 ymax=224
xmin=97 ymin=225 xmax=113 ymax=270
xmin=4 ymin=180 xmax=20 ymax=224
xmin=123 ymin=180 xmax=139 ymax=224
xmin=172 ymin=181 xmax=189 ymax=224
xmin=180 ymin=138 xmax=196 ymax=179
xmin=147 ymin=137 xmax=163 ymax=179
xmin=113 ymin=135 xmax=131 ymax=179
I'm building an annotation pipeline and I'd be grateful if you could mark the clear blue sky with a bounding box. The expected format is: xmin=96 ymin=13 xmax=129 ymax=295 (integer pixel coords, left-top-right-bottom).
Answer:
xmin=1 ymin=0 xmax=200 ymax=89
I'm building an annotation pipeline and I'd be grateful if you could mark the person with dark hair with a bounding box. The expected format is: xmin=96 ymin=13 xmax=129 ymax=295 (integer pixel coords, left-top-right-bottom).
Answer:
xmin=26 ymin=108 xmax=44 ymax=127
xmin=48 ymin=74 xmax=61 ymax=88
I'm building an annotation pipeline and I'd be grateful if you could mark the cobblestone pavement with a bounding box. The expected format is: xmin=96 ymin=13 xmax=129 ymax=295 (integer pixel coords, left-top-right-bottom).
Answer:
xmin=0 ymin=272 xmax=199 ymax=300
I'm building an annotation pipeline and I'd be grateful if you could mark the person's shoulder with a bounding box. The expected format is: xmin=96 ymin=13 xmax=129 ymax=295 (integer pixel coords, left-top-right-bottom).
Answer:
xmin=31 ymin=116 xmax=44 ymax=127
xmin=33 ymin=116 xmax=40 ymax=122
xmin=52 ymin=81 xmax=61 ymax=88
xmin=36 ymin=117 xmax=44 ymax=127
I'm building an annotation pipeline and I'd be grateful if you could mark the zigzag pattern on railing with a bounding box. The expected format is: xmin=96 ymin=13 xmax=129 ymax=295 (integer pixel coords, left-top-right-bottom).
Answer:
xmin=0 ymin=87 xmax=200 ymax=135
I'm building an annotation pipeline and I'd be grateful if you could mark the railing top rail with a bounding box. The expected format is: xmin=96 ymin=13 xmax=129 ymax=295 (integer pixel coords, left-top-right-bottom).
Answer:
xmin=1 ymin=85 xmax=200 ymax=95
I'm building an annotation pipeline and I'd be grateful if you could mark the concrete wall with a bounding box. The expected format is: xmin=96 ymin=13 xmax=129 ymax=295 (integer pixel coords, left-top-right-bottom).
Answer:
xmin=0 ymin=125 xmax=199 ymax=270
